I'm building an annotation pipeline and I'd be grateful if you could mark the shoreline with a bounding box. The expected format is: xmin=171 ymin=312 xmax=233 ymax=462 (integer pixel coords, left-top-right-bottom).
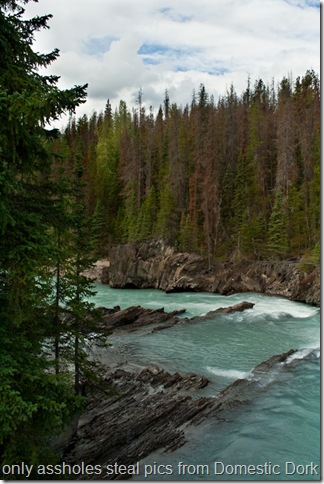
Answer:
xmin=59 ymin=349 xmax=301 ymax=480
xmin=85 ymin=241 xmax=320 ymax=307
xmin=52 ymin=290 xmax=319 ymax=480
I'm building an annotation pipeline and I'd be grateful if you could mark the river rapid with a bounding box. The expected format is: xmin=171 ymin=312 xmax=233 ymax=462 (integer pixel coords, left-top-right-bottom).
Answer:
xmin=90 ymin=285 xmax=320 ymax=481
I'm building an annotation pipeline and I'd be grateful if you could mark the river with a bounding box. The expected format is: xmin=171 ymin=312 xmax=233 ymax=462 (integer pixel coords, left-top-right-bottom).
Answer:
xmin=90 ymin=284 xmax=320 ymax=481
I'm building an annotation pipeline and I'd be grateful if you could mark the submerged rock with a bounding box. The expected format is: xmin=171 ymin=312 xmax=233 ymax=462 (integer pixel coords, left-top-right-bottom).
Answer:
xmin=189 ymin=301 xmax=255 ymax=323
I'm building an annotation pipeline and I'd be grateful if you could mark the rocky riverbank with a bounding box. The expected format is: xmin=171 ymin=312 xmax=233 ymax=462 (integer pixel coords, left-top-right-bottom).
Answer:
xmin=55 ymin=251 xmax=319 ymax=479
xmin=86 ymin=240 xmax=320 ymax=306
xmin=58 ymin=349 xmax=298 ymax=480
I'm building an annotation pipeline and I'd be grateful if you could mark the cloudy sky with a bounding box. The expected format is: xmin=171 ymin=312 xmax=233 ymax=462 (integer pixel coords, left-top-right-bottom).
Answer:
xmin=24 ymin=0 xmax=320 ymax=124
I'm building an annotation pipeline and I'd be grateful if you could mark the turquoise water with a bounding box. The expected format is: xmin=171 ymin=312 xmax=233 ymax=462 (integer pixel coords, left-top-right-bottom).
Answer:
xmin=90 ymin=285 xmax=320 ymax=481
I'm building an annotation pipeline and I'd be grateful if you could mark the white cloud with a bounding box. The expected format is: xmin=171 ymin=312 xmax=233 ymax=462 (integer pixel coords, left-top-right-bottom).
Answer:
xmin=23 ymin=0 xmax=320 ymax=120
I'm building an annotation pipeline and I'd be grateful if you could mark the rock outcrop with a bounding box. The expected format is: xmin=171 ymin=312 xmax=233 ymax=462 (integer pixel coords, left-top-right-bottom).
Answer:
xmin=89 ymin=241 xmax=320 ymax=306
xmin=98 ymin=305 xmax=186 ymax=332
xmin=100 ymin=240 xmax=211 ymax=293
xmin=94 ymin=301 xmax=255 ymax=335
xmin=211 ymin=260 xmax=320 ymax=306
xmin=58 ymin=366 xmax=212 ymax=479
xmin=188 ymin=301 xmax=255 ymax=324
xmin=59 ymin=349 xmax=297 ymax=479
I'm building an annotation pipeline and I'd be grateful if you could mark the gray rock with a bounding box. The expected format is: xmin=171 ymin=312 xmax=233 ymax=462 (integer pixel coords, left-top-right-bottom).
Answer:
xmin=90 ymin=241 xmax=319 ymax=306
xmin=59 ymin=349 xmax=297 ymax=479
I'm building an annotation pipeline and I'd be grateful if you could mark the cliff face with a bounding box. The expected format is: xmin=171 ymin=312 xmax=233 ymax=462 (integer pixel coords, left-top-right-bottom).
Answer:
xmin=92 ymin=240 xmax=320 ymax=306
xmin=211 ymin=259 xmax=320 ymax=306
xmin=100 ymin=240 xmax=210 ymax=292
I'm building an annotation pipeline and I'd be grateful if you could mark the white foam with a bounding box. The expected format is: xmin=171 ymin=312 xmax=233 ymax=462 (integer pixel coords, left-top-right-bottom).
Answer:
xmin=206 ymin=366 xmax=248 ymax=380
xmin=250 ymin=298 xmax=319 ymax=320
xmin=285 ymin=345 xmax=320 ymax=364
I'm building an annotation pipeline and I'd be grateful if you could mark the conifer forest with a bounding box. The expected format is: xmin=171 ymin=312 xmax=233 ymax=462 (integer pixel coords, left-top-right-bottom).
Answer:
xmin=0 ymin=0 xmax=320 ymax=476
xmin=57 ymin=72 xmax=320 ymax=262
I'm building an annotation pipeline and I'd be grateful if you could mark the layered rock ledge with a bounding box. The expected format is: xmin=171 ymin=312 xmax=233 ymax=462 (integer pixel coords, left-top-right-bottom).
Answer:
xmin=93 ymin=301 xmax=254 ymax=335
xmin=86 ymin=240 xmax=320 ymax=306
xmin=59 ymin=349 xmax=297 ymax=480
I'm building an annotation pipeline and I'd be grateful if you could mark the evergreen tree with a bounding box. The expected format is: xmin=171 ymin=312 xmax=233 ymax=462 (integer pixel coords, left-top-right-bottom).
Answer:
xmin=59 ymin=183 xmax=103 ymax=396
xmin=155 ymin=180 xmax=178 ymax=243
xmin=267 ymin=191 xmax=289 ymax=257
xmin=0 ymin=0 xmax=88 ymax=470
xmin=137 ymin=186 xmax=157 ymax=240
xmin=61 ymin=72 xmax=319 ymax=263
xmin=94 ymin=105 xmax=121 ymax=245
xmin=49 ymin=128 xmax=106 ymax=395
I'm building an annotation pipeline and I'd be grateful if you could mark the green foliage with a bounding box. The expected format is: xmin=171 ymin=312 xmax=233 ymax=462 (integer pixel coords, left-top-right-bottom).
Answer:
xmin=121 ymin=178 xmax=139 ymax=241
xmin=0 ymin=0 xmax=89 ymax=468
xmin=48 ymin=148 xmax=105 ymax=394
xmin=287 ymin=185 xmax=307 ymax=251
xmin=154 ymin=183 xmax=178 ymax=243
xmin=308 ymin=127 xmax=320 ymax=243
xmin=234 ymin=211 xmax=266 ymax=259
xmin=267 ymin=191 xmax=289 ymax=257
xmin=311 ymin=241 xmax=320 ymax=265
xmin=297 ymin=241 xmax=320 ymax=274
xmin=95 ymin=119 xmax=121 ymax=244
xmin=178 ymin=212 xmax=191 ymax=252
xmin=91 ymin=201 xmax=106 ymax=257
xmin=56 ymin=74 xmax=319 ymax=262
xmin=0 ymin=323 xmax=84 ymax=473
xmin=137 ymin=187 xmax=157 ymax=240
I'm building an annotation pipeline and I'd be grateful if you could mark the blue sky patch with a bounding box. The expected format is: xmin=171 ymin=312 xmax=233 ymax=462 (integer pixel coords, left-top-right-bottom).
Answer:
xmin=138 ymin=43 xmax=200 ymax=60
xmin=138 ymin=43 xmax=190 ymax=66
xmin=83 ymin=36 xmax=118 ymax=56
xmin=175 ymin=65 xmax=229 ymax=76
xmin=138 ymin=43 xmax=192 ymax=57
xmin=159 ymin=7 xmax=192 ymax=22
xmin=205 ymin=66 xmax=230 ymax=76
xmin=283 ymin=0 xmax=320 ymax=8
xmin=142 ymin=58 xmax=161 ymax=65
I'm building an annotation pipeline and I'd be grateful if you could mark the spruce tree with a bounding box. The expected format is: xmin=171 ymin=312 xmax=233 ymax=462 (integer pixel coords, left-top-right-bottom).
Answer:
xmin=58 ymin=159 xmax=105 ymax=396
xmin=267 ymin=191 xmax=289 ymax=257
xmin=0 ymin=0 xmax=88 ymax=470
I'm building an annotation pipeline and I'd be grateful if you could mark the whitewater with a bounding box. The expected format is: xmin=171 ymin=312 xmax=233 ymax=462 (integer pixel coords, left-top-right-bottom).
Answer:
xmin=90 ymin=285 xmax=320 ymax=481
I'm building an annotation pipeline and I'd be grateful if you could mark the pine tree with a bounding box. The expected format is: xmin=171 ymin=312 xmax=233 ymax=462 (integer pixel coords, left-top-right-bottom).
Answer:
xmin=137 ymin=186 xmax=157 ymax=240
xmin=154 ymin=180 xmax=178 ymax=243
xmin=0 ymin=0 xmax=88 ymax=469
xmin=48 ymin=73 xmax=319 ymax=263
xmin=63 ymin=161 xmax=105 ymax=396
xmin=267 ymin=191 xmax=289 ymax=257
xmin=49 ymin=127 xmax=106 ymax=395
xmin=94 ymin=104 xmax=121 ymax=245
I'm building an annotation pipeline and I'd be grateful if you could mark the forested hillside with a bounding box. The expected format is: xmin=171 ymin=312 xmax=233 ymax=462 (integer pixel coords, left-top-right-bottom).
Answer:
xmin=54 ymin=73 xmax=320 ymax=263
xmin=0 ymin=0 xmax=320 ymax=474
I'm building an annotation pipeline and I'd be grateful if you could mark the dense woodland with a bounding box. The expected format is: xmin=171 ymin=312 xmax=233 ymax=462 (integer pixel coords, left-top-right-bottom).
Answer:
xmin=0 ymin=0 xmax=320 ymax=476
xmin=0 ymin=1 xmax=101 ymax=473
xmin=54 ymin=72 xmax=320 ymax=264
